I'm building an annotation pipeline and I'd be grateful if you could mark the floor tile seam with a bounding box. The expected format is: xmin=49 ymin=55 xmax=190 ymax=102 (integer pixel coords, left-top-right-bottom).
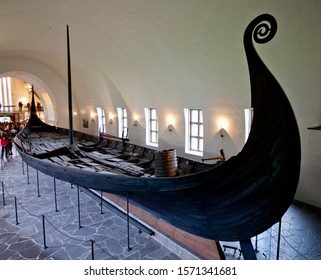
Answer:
xmin=0 ymin=206 xmax=157 ymax=260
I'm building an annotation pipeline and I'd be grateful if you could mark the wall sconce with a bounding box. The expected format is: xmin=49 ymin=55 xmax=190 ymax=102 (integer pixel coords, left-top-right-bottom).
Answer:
xmin=133 ymin=114 xmax=139 ymax=127
xmin=90 ymin=113 xmax=96 ymax=122
xmin=218 ymin=119 xmax=228 ymax=137
xmin=168 ymin=116 xmax=174 ymax=132
xmin=220 ymin=128 xmax=224 ymax=138
xmin=109 ymin=113 xmax=114 ymax=124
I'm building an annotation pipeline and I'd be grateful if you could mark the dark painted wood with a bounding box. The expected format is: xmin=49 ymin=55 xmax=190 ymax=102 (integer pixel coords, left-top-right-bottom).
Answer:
xmin=308 ymin=125 xmax=321 ymax=130
xmin=240 ymin=240 xmax=257 ymax=260
xmin=67 ymin=25 xmax=74 ymax=145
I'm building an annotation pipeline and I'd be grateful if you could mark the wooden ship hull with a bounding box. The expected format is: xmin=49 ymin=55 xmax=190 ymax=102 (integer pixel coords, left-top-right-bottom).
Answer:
xmin=14 ymin=14 xmax=301 ymax=257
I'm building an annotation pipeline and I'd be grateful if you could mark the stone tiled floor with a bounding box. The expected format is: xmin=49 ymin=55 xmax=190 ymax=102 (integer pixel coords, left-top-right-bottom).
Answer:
xmin=1 ymin=151 xmax=320 ymax=260
xmin=0 ymin=152 xmax=195 ymax=260
xmin=220 ymin=200 xmax=321 ymax=260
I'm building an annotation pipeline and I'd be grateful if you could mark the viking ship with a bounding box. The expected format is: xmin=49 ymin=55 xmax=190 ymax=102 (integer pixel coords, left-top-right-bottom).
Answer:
xmin=14 ymin=14 xmax=301 ymax=259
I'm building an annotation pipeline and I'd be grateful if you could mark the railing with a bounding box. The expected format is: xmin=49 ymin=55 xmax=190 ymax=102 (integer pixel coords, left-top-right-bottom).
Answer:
xmin=0 ymin=104 xmax=44 ymax=112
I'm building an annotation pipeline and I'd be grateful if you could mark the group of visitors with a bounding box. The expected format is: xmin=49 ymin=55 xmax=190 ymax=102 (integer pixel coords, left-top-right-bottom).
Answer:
xmin=0 ymin=122 xmax=23 ymax=159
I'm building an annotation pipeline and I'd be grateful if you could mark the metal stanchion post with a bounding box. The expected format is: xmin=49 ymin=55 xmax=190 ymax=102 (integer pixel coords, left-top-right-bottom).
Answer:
xmin=42 ymin=215 xmax=48 ymax=249
xmin=126 ymin=192 xmax=132 ymax=251
xmin=91 ymin=239 xmax=95 ymax=260
xmin=26 ymin=164 xmax=30 ymax=184
xmin=14 ymin=197 xmax=19 ymax=225
xmin=1 ymin=182 xmax=6 ymax=206
xmin=276 ymin=219 xmax=282 ymax=260
xmin=36 ymin=170 xmax=41 ymax=197
xmin=255 ymin=235 xmax=258 ymax=252
xmin=77 ymin=185 xmax=82 ymax=229
xmin=53 ymin=178 xmax=59 ymax=212
xmin=100 ymin=191 xmax=104 ymax=214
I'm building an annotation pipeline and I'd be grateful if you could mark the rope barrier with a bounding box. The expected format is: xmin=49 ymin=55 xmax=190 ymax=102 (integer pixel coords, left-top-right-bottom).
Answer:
xmin=0 ymin=178 xmax=140 ymax=260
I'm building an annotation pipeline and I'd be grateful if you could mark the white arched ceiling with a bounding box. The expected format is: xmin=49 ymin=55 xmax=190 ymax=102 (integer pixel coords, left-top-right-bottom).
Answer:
xmin=0 ymin=0 xmax=319 ymax=140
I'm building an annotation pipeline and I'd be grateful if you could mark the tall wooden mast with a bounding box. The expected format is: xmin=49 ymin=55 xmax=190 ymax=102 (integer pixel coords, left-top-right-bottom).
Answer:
xmin=66 ymin=25 xmax=74 ymax=145
xmin=30 ymin=85 xmax=37 ymax=115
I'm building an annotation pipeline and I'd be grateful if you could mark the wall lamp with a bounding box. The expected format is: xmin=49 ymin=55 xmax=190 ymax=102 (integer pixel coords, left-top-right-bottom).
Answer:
xmin=220 ymin=128 xmax=224 ymax=138
xmin=133 ymin=114 xmax=139 ymax=127
xmin=219 ymin=119 xmax=228 ymax=138
xmin=168 ymin=117 xmax=174 ymax=132
xmin=109 ymin=113 xmax=114 ymax=124
xmin=90 ymin=113 xmax=96 ymax=122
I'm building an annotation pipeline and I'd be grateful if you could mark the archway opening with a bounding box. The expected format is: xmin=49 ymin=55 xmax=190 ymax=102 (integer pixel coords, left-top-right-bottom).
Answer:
xmin=0 ymin=72 xmax=56 ymax=125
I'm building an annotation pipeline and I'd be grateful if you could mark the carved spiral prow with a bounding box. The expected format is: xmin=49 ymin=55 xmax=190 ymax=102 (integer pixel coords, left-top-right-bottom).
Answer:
xmin=242 ymin=14 xmax=282 ymax=152
xmin=247 ymin=14 xmax=277 ymax=44
xmin=243 ymin=14 xmax=278 ymax=74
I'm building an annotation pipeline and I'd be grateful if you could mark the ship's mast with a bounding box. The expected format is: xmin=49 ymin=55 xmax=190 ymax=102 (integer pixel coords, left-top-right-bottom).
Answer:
xmin=66 ymin=25 xmax=74 ymax=145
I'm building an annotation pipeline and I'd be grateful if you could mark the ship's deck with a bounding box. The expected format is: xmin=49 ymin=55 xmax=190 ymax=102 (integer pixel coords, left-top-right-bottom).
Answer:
xmin=15 ymin=129 xmax=216 ymax=180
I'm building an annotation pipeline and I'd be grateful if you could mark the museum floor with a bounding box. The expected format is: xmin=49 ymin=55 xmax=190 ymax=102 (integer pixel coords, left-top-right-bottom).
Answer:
xmin=0 ymin=151 xmax=320 ymax=260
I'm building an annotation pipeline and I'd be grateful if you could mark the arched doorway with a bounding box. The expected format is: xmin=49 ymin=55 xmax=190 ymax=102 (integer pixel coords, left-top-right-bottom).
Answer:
xmin=0 ymin=73 xmax=56 ymax=125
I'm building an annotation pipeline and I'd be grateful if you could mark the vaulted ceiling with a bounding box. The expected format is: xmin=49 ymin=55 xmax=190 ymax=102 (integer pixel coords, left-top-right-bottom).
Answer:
xmin=1 ymin=1 xmax=319 ymax=122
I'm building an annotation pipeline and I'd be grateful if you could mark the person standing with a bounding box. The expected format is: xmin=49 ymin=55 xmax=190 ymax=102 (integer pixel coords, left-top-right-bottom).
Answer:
xmin=0 ymin=132 xmax=9 ymax=158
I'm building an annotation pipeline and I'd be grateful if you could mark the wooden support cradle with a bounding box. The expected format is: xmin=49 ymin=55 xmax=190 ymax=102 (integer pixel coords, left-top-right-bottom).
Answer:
xmin=202 ymin=149 xmax=225 ymax=162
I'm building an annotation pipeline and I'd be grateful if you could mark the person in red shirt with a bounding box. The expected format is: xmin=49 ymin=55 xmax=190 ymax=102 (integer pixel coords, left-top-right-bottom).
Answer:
xmin=1 ymin=132 xmax=9 ymax=158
